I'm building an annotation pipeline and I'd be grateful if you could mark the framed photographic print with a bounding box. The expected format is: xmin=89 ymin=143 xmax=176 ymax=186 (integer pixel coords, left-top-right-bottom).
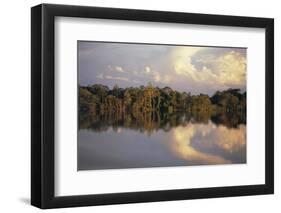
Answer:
xmin=31 ymin=3 xmax=274 ymax=209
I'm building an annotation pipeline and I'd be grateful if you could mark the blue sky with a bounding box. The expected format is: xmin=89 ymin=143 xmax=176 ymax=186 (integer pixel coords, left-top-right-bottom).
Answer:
xmin=78 ymin=41 xmax=246 ymax=95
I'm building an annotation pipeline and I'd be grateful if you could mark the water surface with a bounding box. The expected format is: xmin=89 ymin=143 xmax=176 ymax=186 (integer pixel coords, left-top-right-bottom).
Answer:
xmin=78 ymin=112 xmax=246 ymax=170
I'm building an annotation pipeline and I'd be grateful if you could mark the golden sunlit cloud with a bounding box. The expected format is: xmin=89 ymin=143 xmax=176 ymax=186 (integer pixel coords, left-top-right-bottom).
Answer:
xmin=215 ymin=51 xmax=246 ymax=86
xmin=172 ymin=47 xmax=201 ymax=80
xmin=170 ymin=46 xmax=246 ymax=90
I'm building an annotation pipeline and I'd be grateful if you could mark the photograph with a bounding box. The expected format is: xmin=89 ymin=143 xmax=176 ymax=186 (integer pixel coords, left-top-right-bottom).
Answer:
xmin=78 ymin=41 xmax=247 ymax=170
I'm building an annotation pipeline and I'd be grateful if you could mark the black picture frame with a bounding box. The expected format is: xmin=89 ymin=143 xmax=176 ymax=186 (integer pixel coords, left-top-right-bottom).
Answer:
xmin=31 ymin=3 xmax=274 ymax=209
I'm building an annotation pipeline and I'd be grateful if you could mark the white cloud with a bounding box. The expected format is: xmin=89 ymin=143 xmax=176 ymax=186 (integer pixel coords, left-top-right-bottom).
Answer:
xmin=143 ymin=66 xmax=171 ymax=84
xmin=105 ymin=75 xmax=129 ymax=82
xmin=107 ymin=65 xmax=125 ymax=73
xmin=115 ymin=66 xmax=124 ymax=73
xmin=145 ymin=66 xmax=151 ymax=73
xmin=105 ymin=75 xmax=140 ymax=84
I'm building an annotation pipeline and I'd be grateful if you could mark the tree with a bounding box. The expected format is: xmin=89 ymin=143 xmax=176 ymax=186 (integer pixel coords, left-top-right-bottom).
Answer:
xmin=79 ymin=87 xmax=98 ymax=114
xmin=79 ymin=84 xmax=246 ymax=120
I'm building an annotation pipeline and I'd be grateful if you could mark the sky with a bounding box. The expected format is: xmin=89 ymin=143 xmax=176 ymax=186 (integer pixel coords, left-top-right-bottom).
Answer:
xmin=78 ymin=41 xmax=246 ymax=95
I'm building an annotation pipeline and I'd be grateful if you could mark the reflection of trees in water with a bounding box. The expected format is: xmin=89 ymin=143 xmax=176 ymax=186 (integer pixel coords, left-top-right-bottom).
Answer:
xmin=79 ymin=84 xmax=246 ymax=133
xmin=210 ymin=111 xmax=246 ymax=128
xmin=79 ymin=109 xmax=246 ymax=134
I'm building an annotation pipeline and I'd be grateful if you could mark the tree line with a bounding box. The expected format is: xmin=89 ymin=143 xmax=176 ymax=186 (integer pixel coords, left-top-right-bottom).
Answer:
xmin=79 ymin=83 xmax=246 ymax=117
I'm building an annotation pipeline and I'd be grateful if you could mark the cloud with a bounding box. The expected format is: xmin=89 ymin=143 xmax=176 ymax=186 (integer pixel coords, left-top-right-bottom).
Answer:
xmin=143 ymin=66 xmax=170 ymax=84
xmin=79 ymin=41 xmax=246 ymax=94
xmin=171 ymin=46 xmax=202 ymax=80
xmin=105 ymin=75 xmax=129 ymax=82
xmin=107 ymin=65 xmax=125 ymax=73
xmin=97 ymin=73 xmax=140 ymax=84
xmin=214 ymin=51 xmax=246 ymax=86
xmin=114 ymin=66 xmax=125 ymax=73
xmin=170 ymin=46 xmax=246 ymax=92
xmin=145 ymin=66 xmax=151 ymax=73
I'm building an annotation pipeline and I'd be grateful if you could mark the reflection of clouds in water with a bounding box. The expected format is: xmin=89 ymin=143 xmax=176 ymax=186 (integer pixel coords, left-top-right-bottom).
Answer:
xmin=195 ymin=124 xmax=246 ymax=153
xmin=170 ymin=123 xmax=246 ymax=164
